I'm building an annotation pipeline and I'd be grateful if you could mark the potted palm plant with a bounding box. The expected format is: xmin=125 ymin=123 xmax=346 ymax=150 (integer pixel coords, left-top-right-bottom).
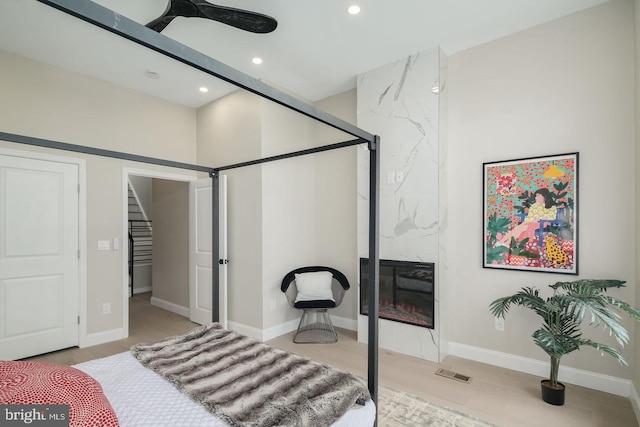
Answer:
xmin=489 ymin=279 xmax=640 ymax=405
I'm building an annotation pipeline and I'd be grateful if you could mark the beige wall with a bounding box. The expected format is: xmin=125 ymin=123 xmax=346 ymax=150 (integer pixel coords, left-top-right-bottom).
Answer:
xmin=260 ymin=101 xmax=317 ymax=329
xmin=312 ymin=90 xmax=359 ymax=321
xmin=197 ymin=90 xmax=264 ymax=329
xmin=151 ymin=179 xmax=190 ymax=308
xmin=261 ymin=91 xmax=360 ymax=328
xmin=0 ymin=50 xmax=197 ymax=335
xmin=634 ymin=0 xmax=640 ymax=411
xmin=196 ymin=89 xmax=359 ymax=332
xmin=448 ymin=0 xmax=636 ymax=379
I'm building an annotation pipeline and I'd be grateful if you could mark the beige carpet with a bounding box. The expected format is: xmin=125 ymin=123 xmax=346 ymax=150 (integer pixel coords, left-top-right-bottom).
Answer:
xmin=377 ymin=384 xmax=498 ymax=427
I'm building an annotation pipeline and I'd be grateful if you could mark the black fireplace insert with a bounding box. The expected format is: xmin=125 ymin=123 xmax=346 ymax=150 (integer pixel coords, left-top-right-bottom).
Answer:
xmin=360 ymin=258 xmax=434 ymax=329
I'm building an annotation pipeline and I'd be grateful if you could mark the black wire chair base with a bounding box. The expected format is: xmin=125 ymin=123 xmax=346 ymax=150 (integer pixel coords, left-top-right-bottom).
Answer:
xmin=293 ymin=309 xmax=338 ymax=344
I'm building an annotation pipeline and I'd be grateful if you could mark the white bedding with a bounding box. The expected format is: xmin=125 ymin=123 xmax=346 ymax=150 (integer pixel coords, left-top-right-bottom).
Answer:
xmin=74 ymin=352 xmax=375 ymax=427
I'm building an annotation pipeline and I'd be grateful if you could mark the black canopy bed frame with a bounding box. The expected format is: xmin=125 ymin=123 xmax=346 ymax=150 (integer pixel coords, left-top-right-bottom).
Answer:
xmin=2 ymin=0 xmax=382 ymax=423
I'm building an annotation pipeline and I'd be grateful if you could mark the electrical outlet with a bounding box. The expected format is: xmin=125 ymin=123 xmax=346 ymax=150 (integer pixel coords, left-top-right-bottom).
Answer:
xmin=495 ymin=317 xmax=505 ymax=331
xmin=103 ymin=303 xmax=111 ymax=315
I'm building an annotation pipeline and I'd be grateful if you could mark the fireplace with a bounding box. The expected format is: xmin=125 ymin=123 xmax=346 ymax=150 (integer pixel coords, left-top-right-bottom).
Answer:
xmin=359 ymin=258 xmax=434 ymax=328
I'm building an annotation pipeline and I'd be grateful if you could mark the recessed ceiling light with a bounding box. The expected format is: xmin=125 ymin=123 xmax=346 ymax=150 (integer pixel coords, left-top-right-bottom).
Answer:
xmin=252 ymin=57 xmax=263 ymax=65
xmin=347 ymin=5 xmax=361 ymax=15
xmin=199 ymin=87 xmax=209 ymax=93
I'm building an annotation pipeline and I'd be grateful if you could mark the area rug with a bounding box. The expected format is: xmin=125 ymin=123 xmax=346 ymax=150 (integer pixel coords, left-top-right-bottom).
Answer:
xmin=377 ymin=384 xmax=499 ymax=427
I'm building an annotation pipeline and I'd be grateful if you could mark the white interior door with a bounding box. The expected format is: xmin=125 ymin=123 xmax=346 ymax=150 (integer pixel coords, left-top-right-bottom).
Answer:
xmin=189 ymin=175 xmax=227 ymax=327
xmin=0 ymin=154 xmax=79 ymax=360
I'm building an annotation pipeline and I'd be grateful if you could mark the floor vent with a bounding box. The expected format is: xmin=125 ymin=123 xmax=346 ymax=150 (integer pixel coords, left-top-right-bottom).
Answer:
xmin=435 ymin=368 xmax=472 ymax=383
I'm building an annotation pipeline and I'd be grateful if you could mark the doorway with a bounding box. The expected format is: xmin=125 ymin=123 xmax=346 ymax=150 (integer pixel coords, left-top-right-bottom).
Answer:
xmin=122 ymin=169 xmax=227 ymax=336
xmin=122 ymin=169 xmax=195 ymax=337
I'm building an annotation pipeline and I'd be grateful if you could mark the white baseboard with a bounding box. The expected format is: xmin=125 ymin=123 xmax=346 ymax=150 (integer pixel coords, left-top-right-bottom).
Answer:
xmin=80 ymin=328 xmax=126 ymax=348
xmin=448 ymin=341 xmax=631 ymax=397
xmin=133 ymin=286 xmax=152 ymax=294
xmin=226 ymin=319 xmax=299 ymax=342
xmin=630 ymin=382 xmax=640 ymax=425
xmin=150 ymin=297 xmax=189 ymax=318
xmin=226 ymin=321 xmax=267 ymax=341
xmin=227 ymin=314 xmax=357 ymax=343
xmin=262 ymin=319 xmax=299 ymax=341
xmin=331 ymin=315 xmax=358 ymax=332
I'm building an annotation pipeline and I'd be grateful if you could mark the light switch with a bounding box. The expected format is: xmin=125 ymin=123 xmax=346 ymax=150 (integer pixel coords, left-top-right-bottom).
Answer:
xmin=386 ymin=172 xmax=395 ymax=184
xmin=395 ymin=170 xmax=404 ymax=183
xmin=113 ymin=238 xmax=119 ymax=251
xmin=98 ymin=240 xmax=110 ymax=251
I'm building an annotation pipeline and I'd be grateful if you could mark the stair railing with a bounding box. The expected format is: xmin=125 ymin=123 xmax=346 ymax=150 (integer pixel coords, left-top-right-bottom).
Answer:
xmin=128 ymin=219 xmax=152 ymax=296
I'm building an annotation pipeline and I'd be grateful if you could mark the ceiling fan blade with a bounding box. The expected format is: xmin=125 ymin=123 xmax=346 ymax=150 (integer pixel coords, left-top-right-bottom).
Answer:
xmin=146 ymin=15 xmax=177 ymax=33
xmin=145 ymin=0 xmax=183 ymax=32
xmin=191 ymin=1 xmax=278 ymax=34
xmin=146 ymin=0 xmax=277 ymax=34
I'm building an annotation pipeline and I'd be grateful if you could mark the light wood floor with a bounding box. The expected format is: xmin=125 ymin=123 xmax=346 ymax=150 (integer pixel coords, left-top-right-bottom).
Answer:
xmin=27 ymin=293 xmax=639 ymax=427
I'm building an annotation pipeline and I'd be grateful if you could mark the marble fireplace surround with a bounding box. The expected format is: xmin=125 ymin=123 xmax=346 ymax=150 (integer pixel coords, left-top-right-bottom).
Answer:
xmin=356 ymin=47 xmax=447 ymax=363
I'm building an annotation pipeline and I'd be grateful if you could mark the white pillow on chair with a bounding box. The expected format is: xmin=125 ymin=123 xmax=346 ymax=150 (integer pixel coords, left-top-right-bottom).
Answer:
xmin=294 ymin=271 xmax=335 ymax=302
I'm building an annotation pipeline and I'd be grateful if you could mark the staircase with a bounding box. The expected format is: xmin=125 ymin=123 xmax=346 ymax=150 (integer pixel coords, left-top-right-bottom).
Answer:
xmin=128 ymin=183 xmax=152 ymax=296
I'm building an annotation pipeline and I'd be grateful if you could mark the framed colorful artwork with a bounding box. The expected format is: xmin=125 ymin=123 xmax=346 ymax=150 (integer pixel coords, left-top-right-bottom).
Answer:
xmin=483 ymin=152 xmax=578 ymax=274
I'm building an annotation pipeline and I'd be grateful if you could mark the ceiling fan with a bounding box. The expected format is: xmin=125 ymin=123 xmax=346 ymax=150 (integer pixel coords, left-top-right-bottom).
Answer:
xmin=146 ymin=0 xmax=278 ymax=34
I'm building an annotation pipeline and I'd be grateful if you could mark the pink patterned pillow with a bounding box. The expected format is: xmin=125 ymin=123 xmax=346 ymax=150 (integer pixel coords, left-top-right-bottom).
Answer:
xmin=0 ymin=361 xmax=119 ymax=427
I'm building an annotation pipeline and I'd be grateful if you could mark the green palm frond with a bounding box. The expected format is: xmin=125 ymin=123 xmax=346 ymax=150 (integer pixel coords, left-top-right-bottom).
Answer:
xmin=489 ymin=287 xmax=545 ymax=318
xmin=551 ymin=279 xmax=626 ymax=292
xmin=533 ymin=329 xmax=581 ymax=359
xmin=555 ymin=288 xmax=633 ymax=346
xmin=602 ymin=296 xmax=640 ymax=322
xmin=578 ymin=339 xmax=628 ymax=365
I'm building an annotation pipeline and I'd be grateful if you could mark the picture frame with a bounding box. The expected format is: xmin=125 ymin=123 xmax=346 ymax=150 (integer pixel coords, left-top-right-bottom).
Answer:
xmin=483 ymin=152 xmax=578 ymax=274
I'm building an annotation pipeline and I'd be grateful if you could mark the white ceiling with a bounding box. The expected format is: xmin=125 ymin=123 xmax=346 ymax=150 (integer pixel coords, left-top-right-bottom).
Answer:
xmin=0 ymin=0 xmax=608 ymax=109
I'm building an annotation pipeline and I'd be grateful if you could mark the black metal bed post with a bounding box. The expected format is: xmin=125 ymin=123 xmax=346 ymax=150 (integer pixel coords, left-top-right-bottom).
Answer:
xmin=211 ymin=171 xmax=220 ymax=323
xmin=367 ymin=135 xmax=380 ymax=421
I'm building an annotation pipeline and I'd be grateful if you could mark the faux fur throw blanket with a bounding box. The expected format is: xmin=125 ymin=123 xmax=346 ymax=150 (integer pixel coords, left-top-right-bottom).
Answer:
xmin=130 ymin=323 xmax=370 ymax=427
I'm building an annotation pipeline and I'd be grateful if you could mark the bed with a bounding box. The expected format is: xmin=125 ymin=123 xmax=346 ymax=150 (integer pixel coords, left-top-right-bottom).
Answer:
xmin=1 ymin=324 xmax=375 ymax=427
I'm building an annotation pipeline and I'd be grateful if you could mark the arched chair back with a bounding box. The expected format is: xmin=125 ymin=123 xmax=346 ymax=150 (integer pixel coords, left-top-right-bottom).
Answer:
xmin=281 ymin=266 xmax=350 ymax=343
